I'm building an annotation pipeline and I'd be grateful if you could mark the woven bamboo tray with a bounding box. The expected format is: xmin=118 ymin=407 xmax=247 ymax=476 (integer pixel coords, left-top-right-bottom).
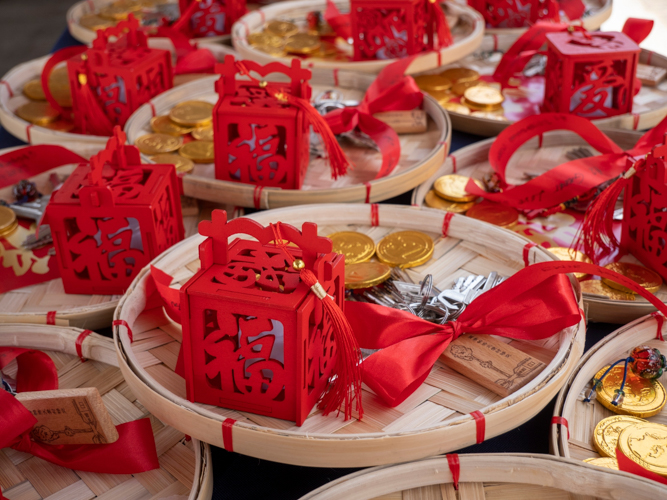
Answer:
xmin=0 ymin=42 xmax=236 ymax=156
xmin=0 ymin=145 xmax=206 ymax=330
xmin=115 ymin=203 xmax=585 ymax=467
xmin=125 ymin=75 xmax=450 ymax=208
xmin=431 ymin=32 xmax=667 ymax=136
xmin=299 ymin=453 xmax=664 ymax=500
xmin=552 ymin=314 xmax=667 ymax=464
xmin=411 ymin=129 xmax=664 ymax=325
xmin=0 ymin=323 xmax=213 ymax=500
xmin=232 ymin=0 xmax=484 ymax=75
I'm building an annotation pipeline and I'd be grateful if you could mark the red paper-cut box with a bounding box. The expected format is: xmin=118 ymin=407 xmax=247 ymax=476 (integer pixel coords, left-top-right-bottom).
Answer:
xmin=179 ymin=210 xmax=344 ymax=425
xmin=68 ymin=16 xmax=173 ymax=136
xmin=542 ymin=30 xmax=640 ymax=119
xmin=467 ymin=0 xmax=558 ymax=28
xmin=213 ymin=56 xmax=312 ymax=189
xmin=178 ymin=0 xmax=246 ymax=37
xmin=43 ymin=128 xmax=184 ymax=296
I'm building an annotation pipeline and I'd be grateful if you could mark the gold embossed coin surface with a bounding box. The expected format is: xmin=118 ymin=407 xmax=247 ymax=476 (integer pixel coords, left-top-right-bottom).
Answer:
xmin=466 ymin=200 xmax=518 ymax=228
xmin=16 ymin=102 xmax=59 ymax=125
xmin=151 ymin=153 xmax=195 ymax=174
xmin=248 ymin=31 xmax=284 ymax=48
xmin=48 ymin=66 xmax=72 ymax=108
xmin=79 ymin=13 xmax=115 ymax=31
xmin=0 ymin=206 xmax=18 ymax=238
xmin=23 ymin=79 xmax=45 ymax=101
xmin=376 ymin=231 xmax=434 ymax=268
xmin=424 ymin=190 xmax=474 ymax=213
xmin=136 ymin=133 xmax=182 ymax=155
xmin=265 ymin=20 xmax=299 ymax=37
xmin=169 ymin=101 xmax=214 ymax=127
xmin=150 ymin=115 xmax=194 ymax=136
xmin=414 ymin=74 xmax=452 ymax=92
xmin=463 ymin=86 xmax=504 ymax=109
xmin=594 ymin=415 xmax=647 ymax=458
xmin=583 ymin=457 xmax=618 ymax=470
xmin=285 ymin=34 xmax=321 ymax=54
xmin=547 ymin=247 xmax=592 ymax=280
xmin=580 ymin=280 xmax=635 ymax=301
xmin=618 ymin=422 xmax=667 ymax=476
xmin=443 ymin=102 xmax=470 ymax=115
xmin=434 ymin=174 xmax=484 ymax=202
xmin=594 ymin=365 xmax=667 ymax=418
xmin=452 ymin=80 xmax=483 ymax=96
xmin=192 ymin=126 xmax=213 ymax=141
xmin=345 ymin=262 xmax=392 ymax=289
xmin=179 ymin=141 xmax=214 ymax=163
xmin=440 ymin=67 xmax=479 ymax=83
xmin=327 ymin=231 xmax=376 ymax=264
xmin=602 ymin=262 xmax=663 ymax=294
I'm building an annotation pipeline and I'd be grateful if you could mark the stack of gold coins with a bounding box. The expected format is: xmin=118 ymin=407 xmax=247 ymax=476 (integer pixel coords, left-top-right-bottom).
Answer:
xmin=0 ymin=206 xmax=19 ymax=239
xmin=424 ymin=174 xmax=485 ymax=214
xmin=18 ymin=65 xmax=75 ymax=131
xmin=466 ymin=200 xmax=519 ymax=229
xmin=602 ymin=262 xmax=663 ymax=295
xmin=413 ymin=74 xmax=452 ymax=106
xmin=376 ymin=231 xmax=434 ymax=269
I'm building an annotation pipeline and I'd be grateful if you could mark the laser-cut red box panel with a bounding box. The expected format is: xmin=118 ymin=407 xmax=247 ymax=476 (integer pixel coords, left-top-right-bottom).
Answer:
xmin=467 ymin=0 xmax=558 ymax=28
xmin=178 ymin=0 xmax=246 ymax=37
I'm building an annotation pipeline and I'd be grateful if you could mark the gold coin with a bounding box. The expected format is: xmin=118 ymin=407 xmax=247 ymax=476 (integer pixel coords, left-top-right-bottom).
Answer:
xmin=285 ymin=33 xmax=321 ymax=54
xmin=191 ymin=126 xmax=213 ymax=141
xmin=48 ymin=66 xmax=72 ymax=108
xmin=315 ymin=41 xmax=338 ymax=57
xmin=151 ymin=153 xmax=194 ymax=174
xmin=466 ymin=200 xmax=518 ymax=228
xmin=345 ymin=262 xmax=392 ymax=289
xmin=464 ymin=86 xmax=504 ymax=108
xmin=452 ymin=80 xmax=483 ymax=96
xmin=99 ymin=1 xmax=142 ymax=21
xmin=460 ymin=97 xmax=503 ymax=112
xmin=424 ymin=190 xmax=474 ymax=213
xmin=618 ymin=422 xmax=667 ymax=476
xmin=602 ymin=262 xmax=663 ymax=294
xmin=16 ymin=101 xmax=59 ymax=125
xmin=23 ymin=79 xmax=45 ymax=101
xmin=414 ymin=74 xmax=452 ymax=92
xmin=594 ymin=365 xmax=667 ymax=418
xmin=169 ymin=101 xmax=214 ymax=127
xmin=547 ymin=247 xmax=592 ymax=281
xmin=440 ymin=67 xmax=479 ymax=83
xmin=265 ymin=20 xmax=299 ymax=37
xmin=150 ymin=115 xmax=194 ymax=136
xmin=376 ymin=231 xmax=434 ymax=269
xmin=0 ymin=206 xmax=18 ymax=238
xmin=42 ymin=119 xmax=76 ymax=132
xmin=135 ymin=133 xmax=183 ymax=155
xmin=434 ymin=174 xmax=484 ymax=203
xmin=179 ymin=140 xmax=214 ymax=163
xmin=255 ymin=44 xmax=288 ymax=57
xmin=583 ymin=457 xmax=619 ymax=470
xmin=470 ymin=111 xmax=508 ymax=121
xmin=580 ymin=280 xmax=636 ymax=301
xmin=442 ymin=102 xmax=470 ymax=115
xmin=426 ymin=89 xmax=452 ymax=105
xmin=593 ymin=415 xmax=647 ymax=458
xmin=248 ymin=32 xmax=284 ymax=48
xmin=327 ymin=231 xmax=376 ymax=264
xmin=79 ymin=13 xmax=115 ymax=31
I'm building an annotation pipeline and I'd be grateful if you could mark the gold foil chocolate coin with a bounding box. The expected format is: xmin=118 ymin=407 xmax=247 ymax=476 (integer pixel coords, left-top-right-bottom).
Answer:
xmin=23 ymin=79 xmax=45 ymax=101
xmin=463 ymin=86 xmax=504 ymax=109
xmin=248 ymin=31 xmax=284 ymax=48
xmin=192 ymin=126 xmax=213 ymax=141
xmin=16 ymin=101 xmax=59 ymax=125
xmin=434 ymin=174 xmax=484 ymax=202
xmin=327 ymin=231 xmax=376 ymax=264
xmin=426 ymin=89 xmax=452 ymax=105
xmin=547 ymin=247 xmax=592 ymax=280
xmin=452 ymin=80 xmax=482 ymax=96
xmin=442 ymin=102 xmax=470 ymax=115
xmin=593 ymin=415 xmax=647 ymax=458
xmin=424 ymin=190 xmax=474 ymax=213
xmin=151 ymin=153 xmax=194 ymax=174
xmin=466 ymin=200 xmax=518 ymax=228
xmin=151 ymin=115 xmax=194 ymax=136
xmin=48 ymin=66 xmax=72 ymax=108
xmin=99 ymin=1 xmax=142 ymax=21
xmin=265 ymin=20 xmax=299 ymax=38
xmin=376 ymin=231 xmax=434 ymax=268
xmin=179 ymin=140 xmax=214 ymax=163
xmin=285 ymin=34 xmax=321 ymax=54
xmin=618 ymin=422 xmax=667 ymax=476
xmin=0 ymin=206 xmax=19 ymax=238
xmin=414 ymin=74 xmax=452 ymax=92
xmin=255 ymin=44 xmax=288 ymax=57
xmin=583 ymin=457 xmax=619 ymax=470
xmin=79 ymin=13 xmax=115 ymax=31
xmin=345 ymin=262 xmax=392 ymax=289
xmin=135 ymin=133 xmax=183 ymax=155
xmin=42 ymin=119 xmax=76 ymax=132
xmin=470 ymin=111 xmax=508 ymax=121
xmin=440 ymin=67 xmax=479 ymax=83
xmin=602 ymin=262 xmax=663 ymax=294
xmin=169 ymin=101 xmax=214 ymax=127
xmin=594 ymin=365 xmax=667 ymax=418
xmin=580 ymin=280 xmax=635 ymax=301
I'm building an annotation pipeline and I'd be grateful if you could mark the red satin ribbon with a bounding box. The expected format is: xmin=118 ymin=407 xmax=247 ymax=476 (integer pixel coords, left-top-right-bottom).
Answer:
xmin=0 ymin=145 xmax=85 ymax=189
xmin=324 ymin=57 xmax=423 ymax=179
xmin=464 ymin=113 xmax=667 ymax=212
xmin=616 ymin=447 xmax=667 ymax=486
xmin=150 ymin=265 xmax=182 ymax=323
xmin=150 ymin=27 xmax=217 ymax=75
xmin=324 ymin=0 xmax=351 ymax=41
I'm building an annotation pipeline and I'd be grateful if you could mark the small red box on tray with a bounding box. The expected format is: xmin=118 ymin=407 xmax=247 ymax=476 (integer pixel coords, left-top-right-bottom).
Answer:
xmin=67 ymin=16 xmax=173 ymax=136
xmin=179 ymin=211 xmax=344 ymax=425
xmin=178 ymin=0 xmax=246 ymax=37
xmin=542 ymin=30 xmax=640 ymax=119
xmin=43 ymin=128 xmax=184 ymax=296
xmin=467 ymin=0 xmax=559 ymax=28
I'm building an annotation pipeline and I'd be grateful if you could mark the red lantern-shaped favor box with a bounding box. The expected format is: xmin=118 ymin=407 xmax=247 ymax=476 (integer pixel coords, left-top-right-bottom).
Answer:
xmin=178 ymin=0 xmax=246 ymax=37
xmin=542 ymin=30 xmax=640 ymax=119
xmin=467 ymin=0 xmax=558 ymax=28
xmin=179 ymin=210 xmax=344 ymax=425
xmin=68 ymin=16 xmax=173 ymax=136
xmin=213 ymin=56 xmax=312 ymax=189
xmin=43 ymin=128 xmax=184 ymax=296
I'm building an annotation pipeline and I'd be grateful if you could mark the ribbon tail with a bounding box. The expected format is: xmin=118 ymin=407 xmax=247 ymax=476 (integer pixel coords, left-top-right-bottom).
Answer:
xmin=622 ymin=18 xmax=654 ymax=45
xmin=629 ymin=112 xmax=667 ymax=155
xmin=358 ymin=113 xmax=402 ymax=179
xmin=558 ymin=0 xmax=586 ymax=21
xmin=324 ymin=0 xmax=352 ymax=40
xmin=149 ymin=265 xmax=182 ymax=323
xmin=0 ymin=391 xmax=38 ymax=449
xmin=616 ymin=447 xmax=667 ymax=485
xmin=174 ymin=48 xmax=217 ymax=74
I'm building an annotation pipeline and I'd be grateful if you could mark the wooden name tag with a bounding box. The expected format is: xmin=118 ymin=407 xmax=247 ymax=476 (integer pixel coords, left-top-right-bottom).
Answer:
xmin=636 ymin=63 xmax=667 ymax=87
xmin=372 ymin=110 xmax=428 ymax=134
xmin=441 ymin=334 xmax=545 ymax=397
xmin=16 ymin=387 xmax=119 ymax=445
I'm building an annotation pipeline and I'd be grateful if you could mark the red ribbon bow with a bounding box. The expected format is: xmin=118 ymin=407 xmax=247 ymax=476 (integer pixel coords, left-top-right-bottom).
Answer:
xmin=324 ymin=57 xmax=424 ymax=179
xmin=0 ymin=346 xmax=159 ymax=499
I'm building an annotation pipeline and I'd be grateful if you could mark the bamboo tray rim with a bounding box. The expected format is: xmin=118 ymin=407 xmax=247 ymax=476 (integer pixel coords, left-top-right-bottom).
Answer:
xmin=115 ymin=204 xmax=584 ymax=444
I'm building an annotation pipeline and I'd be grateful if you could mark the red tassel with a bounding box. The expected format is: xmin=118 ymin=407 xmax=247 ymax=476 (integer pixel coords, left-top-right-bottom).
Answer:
xmin=75 ymin=72 xmax=115 ymax=136
xmin=573 ymin=160 xmax=640 ymax=264
xmin=431 ymin=0 xmax=453 ymax=49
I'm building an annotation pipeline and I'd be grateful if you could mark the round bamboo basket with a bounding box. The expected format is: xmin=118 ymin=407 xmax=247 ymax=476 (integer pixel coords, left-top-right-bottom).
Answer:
xmin=125 ymin=75 xmax=450 ymax=208
xmin=433 ymin=33 xmax=667 ymax=136
xmin=115 ymin=203 xmax=585 ymax=468
xmin=0 ymin=323 xmax=213 ymax=500
xmin=552 ymin=315 xmax=667 ymax=461
xmin=0 ymin=42 xmax=236 ymax=156
xmin=232 ymin=0 xmax=484 ymax=75
xmin=66 ymin=0 xmax=229 ymax=45
xmin=299 ymin=453 xmax=664 ymax=500
xmin=411 ymin=129 xmax=665 ymax=325
xmin=0 ymin=146 xmax=205 ymax=330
